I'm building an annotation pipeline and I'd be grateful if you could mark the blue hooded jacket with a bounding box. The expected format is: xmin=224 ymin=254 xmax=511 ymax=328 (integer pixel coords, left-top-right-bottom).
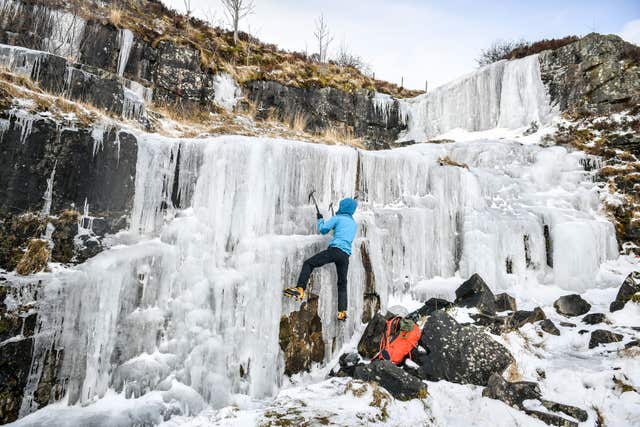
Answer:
xmin=317 ymin=198 xmax=358 ymax=255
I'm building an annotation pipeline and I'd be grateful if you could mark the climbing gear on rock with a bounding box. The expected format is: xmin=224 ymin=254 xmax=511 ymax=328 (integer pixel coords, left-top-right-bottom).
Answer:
xmin=376 ymin=316 xmax=421 ymax=365
xmin=283 ymin=287 xmax=305 ymax=301
xmin=337 ymin=310 xmax=348 ymax=321
xmin=309 ymin=190 xmax=321 ymax=216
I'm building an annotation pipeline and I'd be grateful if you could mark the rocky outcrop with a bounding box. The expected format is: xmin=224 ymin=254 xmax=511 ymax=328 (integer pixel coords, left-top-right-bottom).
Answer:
xmin=357 ymin=312 xmax=387 ymax=358
xmin=279 ymin=293 xmax=325 ymax=376
xmin=539 ymin=33 xmax=640 ymax=115
xmin=0 ymin=112 xmax=136 ymax=270
xmin=1 ymin=279 xmax=63 ymax=425
xmin=610 ymin=271 xmax=640 ymax=312
xmin=244 ymin=81 xmax=407 ymax=149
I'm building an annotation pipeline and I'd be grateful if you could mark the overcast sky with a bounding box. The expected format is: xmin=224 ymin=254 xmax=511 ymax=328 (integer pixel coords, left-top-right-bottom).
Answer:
xmin=163 ymin=0 xmax=640 ymax=90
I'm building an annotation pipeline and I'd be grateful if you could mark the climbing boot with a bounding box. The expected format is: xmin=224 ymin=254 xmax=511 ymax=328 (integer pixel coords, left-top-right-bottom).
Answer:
xmin=337 ymin=311 xmax=348 ymax=322
xmin=283 ymin=287 xmax=305 ymax=301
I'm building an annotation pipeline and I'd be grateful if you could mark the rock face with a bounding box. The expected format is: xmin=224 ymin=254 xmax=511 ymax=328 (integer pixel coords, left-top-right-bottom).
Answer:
xmin=454 ymin=273 xmax=497 ymax=315
xmin=539 ymin=33 xmax=640 ymax=115
xmin=553 ymin=294 xmax=591 ymax=317
xmin=472 ymin=307 xmax=546 ymax=334
xmin=279 ymin=293 xmax=325 ymax=376
xmin=1 ymin=280 xmax=63 ymax=424
xmin=360 ymin=242 xmax=381 ymax=323
xmin=589 ymin=329 xmax=623 ymax=349
xmin=413 ymin=310 xmax=514 ymax=386
xmin=0 ymin=114 xmax=136 ymax=270
xmin=352 ymin=360 xmax=428 ymax=401
xmin=244 ymin=81 xmax=407 ymax=149
xmin=610 ymin=271 xmax=640 ymax=312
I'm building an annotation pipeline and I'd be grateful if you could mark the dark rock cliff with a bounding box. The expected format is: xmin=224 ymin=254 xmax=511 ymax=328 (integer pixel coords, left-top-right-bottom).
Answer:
xmin=539 ymin=33 xmax=640 ymax=115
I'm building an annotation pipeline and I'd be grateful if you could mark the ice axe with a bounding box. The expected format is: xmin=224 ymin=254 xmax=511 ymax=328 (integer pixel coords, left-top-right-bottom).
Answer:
xmin=308 ymin=190 xmax=320 ymax=216
xmin=328 ymin=202 xmax=335 ymax=216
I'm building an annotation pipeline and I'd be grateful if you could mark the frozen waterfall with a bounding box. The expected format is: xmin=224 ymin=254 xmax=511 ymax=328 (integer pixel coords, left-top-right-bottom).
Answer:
xmin=399 ymin=54 xmax=554 ymax=141
xmin=18 ymin=133 xmax=617 ymax=420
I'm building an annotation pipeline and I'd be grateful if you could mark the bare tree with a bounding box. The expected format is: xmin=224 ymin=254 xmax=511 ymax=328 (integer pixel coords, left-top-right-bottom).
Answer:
xmin=335 ymin=39 xmax=370 ymax=74
xmin=314 ymin=13 xmax=334 ymax=63
xmin=220 ymin=0 xmax=256 ymax=45
xmin=202 ymin=6 xmax=220 ymax=27
xmin=183 ymin=0 xmax=193 ymax=18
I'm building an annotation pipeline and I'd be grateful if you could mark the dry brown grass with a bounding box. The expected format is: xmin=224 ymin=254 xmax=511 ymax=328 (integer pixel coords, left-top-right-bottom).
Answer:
xmin=438 ymin=156 xmax=469 ymax=169
xmin=320 ymin=125 xmax=365 ymax=148
xmin=16 ymin=239 xmax=49 ymax=275
xmin=109 ymin=7 xmax=123 ymax=27
xmin=288 ymin=111 xmax=309 ymax=133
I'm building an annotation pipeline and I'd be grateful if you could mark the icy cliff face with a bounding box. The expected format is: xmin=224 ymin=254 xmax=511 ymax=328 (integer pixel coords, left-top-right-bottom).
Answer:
xmin=18 ymin=133 xmax=617 ymax=418
xmin=399 ymin=55 xmax=554 ymax=142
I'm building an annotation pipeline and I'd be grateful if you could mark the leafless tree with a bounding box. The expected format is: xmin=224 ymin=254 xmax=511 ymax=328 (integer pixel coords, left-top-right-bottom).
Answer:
xmin=314 ymin=13 xmax=334 ymax=63
xmin=183 ymin=0 xmax=193 ymax=18
xmin=201 ymin=6 xmax=220 ymax=27
xmin=220 ymin=0 xmax=256 ymax=45
xmin=335 ymin=40 xmax=370 ymax=74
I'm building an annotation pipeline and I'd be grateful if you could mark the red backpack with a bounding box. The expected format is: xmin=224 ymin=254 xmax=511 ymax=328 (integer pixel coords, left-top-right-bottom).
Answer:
xmin=376 ymin=316 xmax=422 ymax=364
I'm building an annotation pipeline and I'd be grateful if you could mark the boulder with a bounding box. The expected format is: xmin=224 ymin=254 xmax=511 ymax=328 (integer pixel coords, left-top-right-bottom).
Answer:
xmin=482 ymin=373 xmax=541 ymax=407
xmin=330 ymin=352 xmax=362 ymax=377
xmin=454 ymin=273 xmax=497 ymax=315
xmin=495 ymin=293 xmax=517 ymax=312
xmin=352 ymin=360 xmax=427 ymax=401
xmin=413 ymin=310 xmax=514 ymax=386
xmin=483 ymin=373 xmax=586 ymax=427
xmin=540 ymin=319 xmax=561 ymax=336
xmin=559 ymin=321 xmax=576 ymax=328
xmin=582 ymin=313 xmax=607 ymax=325
xmin=470 ymin=307 xmax=545 ymax=334
xmin=553 ymin=294 xmax=591 ymax=317
xmin=510 ymin=307 xmax=546 ymax=329
xmin=588 ymin=329 xmax=623 ymax=349
xmin=407 ymin=298 xmax=453 ymax=320
xmin=610 ymin=271 xmax=640 ymax=312
xmin=357 ymin=313 xmax=386 ymax=358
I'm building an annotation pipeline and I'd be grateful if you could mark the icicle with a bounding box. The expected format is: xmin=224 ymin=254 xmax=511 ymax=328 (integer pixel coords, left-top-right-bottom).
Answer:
xmin=91 ymin=125 xmax=105 ymax=157
xmin=116 ymin=29 xmax=134 ymax=77
xmin=41 ymin=160 xmax=57 ymax=216
xmin=372 ymin=92 xmax=396 ymax=126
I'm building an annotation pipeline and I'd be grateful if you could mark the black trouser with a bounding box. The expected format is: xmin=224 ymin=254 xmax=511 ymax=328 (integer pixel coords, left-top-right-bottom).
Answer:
xmin=297 ymin=247 xmax=350 ymax=311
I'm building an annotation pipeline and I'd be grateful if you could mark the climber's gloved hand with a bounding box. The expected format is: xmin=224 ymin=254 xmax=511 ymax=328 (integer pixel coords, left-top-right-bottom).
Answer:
xmin=317 ymin=213 xmax=323 ymax=220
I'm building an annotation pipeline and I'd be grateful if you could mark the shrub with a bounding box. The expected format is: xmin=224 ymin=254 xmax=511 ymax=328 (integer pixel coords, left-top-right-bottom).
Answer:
xmin=477 ymin=36 xmax=579 ymax=66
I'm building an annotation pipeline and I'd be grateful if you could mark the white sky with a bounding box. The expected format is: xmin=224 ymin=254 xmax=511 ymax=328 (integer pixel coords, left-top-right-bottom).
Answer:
xmin=163 ymin=1 xmax=640 ymax=90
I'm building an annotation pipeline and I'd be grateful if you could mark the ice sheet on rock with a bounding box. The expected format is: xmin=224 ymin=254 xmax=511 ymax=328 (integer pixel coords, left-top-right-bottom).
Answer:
xmin=17 ymin=133 xmax=622 ymax=422
xmin=398 ymin=55 xmax=554 ymax=142
xmin=212 ymin=73 xmax=241 ymax=111
xmin=0 ymin=43 xmax=44 ymax=79
xmin=117 ymin=29 xmax=134 ymax=77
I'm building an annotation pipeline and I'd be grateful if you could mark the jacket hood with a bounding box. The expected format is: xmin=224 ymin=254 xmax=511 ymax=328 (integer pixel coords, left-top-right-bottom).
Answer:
xmin=337 ymin=198 xmax=357 ymax=216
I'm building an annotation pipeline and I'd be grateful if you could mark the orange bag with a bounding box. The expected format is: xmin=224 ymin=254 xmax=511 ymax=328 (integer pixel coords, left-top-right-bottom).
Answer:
xmin=376 ymin=316 xmax=422 ymax=364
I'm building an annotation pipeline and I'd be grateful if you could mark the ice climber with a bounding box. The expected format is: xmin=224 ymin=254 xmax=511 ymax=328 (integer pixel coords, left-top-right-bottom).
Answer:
xmin=283 ymin=197 xmax=358 ymax=321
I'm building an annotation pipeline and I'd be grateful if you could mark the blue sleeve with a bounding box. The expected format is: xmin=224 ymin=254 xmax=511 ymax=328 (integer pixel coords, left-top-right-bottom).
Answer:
xmin=317 ymin=216 xmax=338 ymax=234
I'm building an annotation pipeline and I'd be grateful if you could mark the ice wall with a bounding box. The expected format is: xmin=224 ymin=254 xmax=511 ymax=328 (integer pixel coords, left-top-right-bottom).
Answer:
xmin=19 ymin=135 xmax=617 ymax=420
xmin=399 ymin=55 xmax=554 ymax=142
